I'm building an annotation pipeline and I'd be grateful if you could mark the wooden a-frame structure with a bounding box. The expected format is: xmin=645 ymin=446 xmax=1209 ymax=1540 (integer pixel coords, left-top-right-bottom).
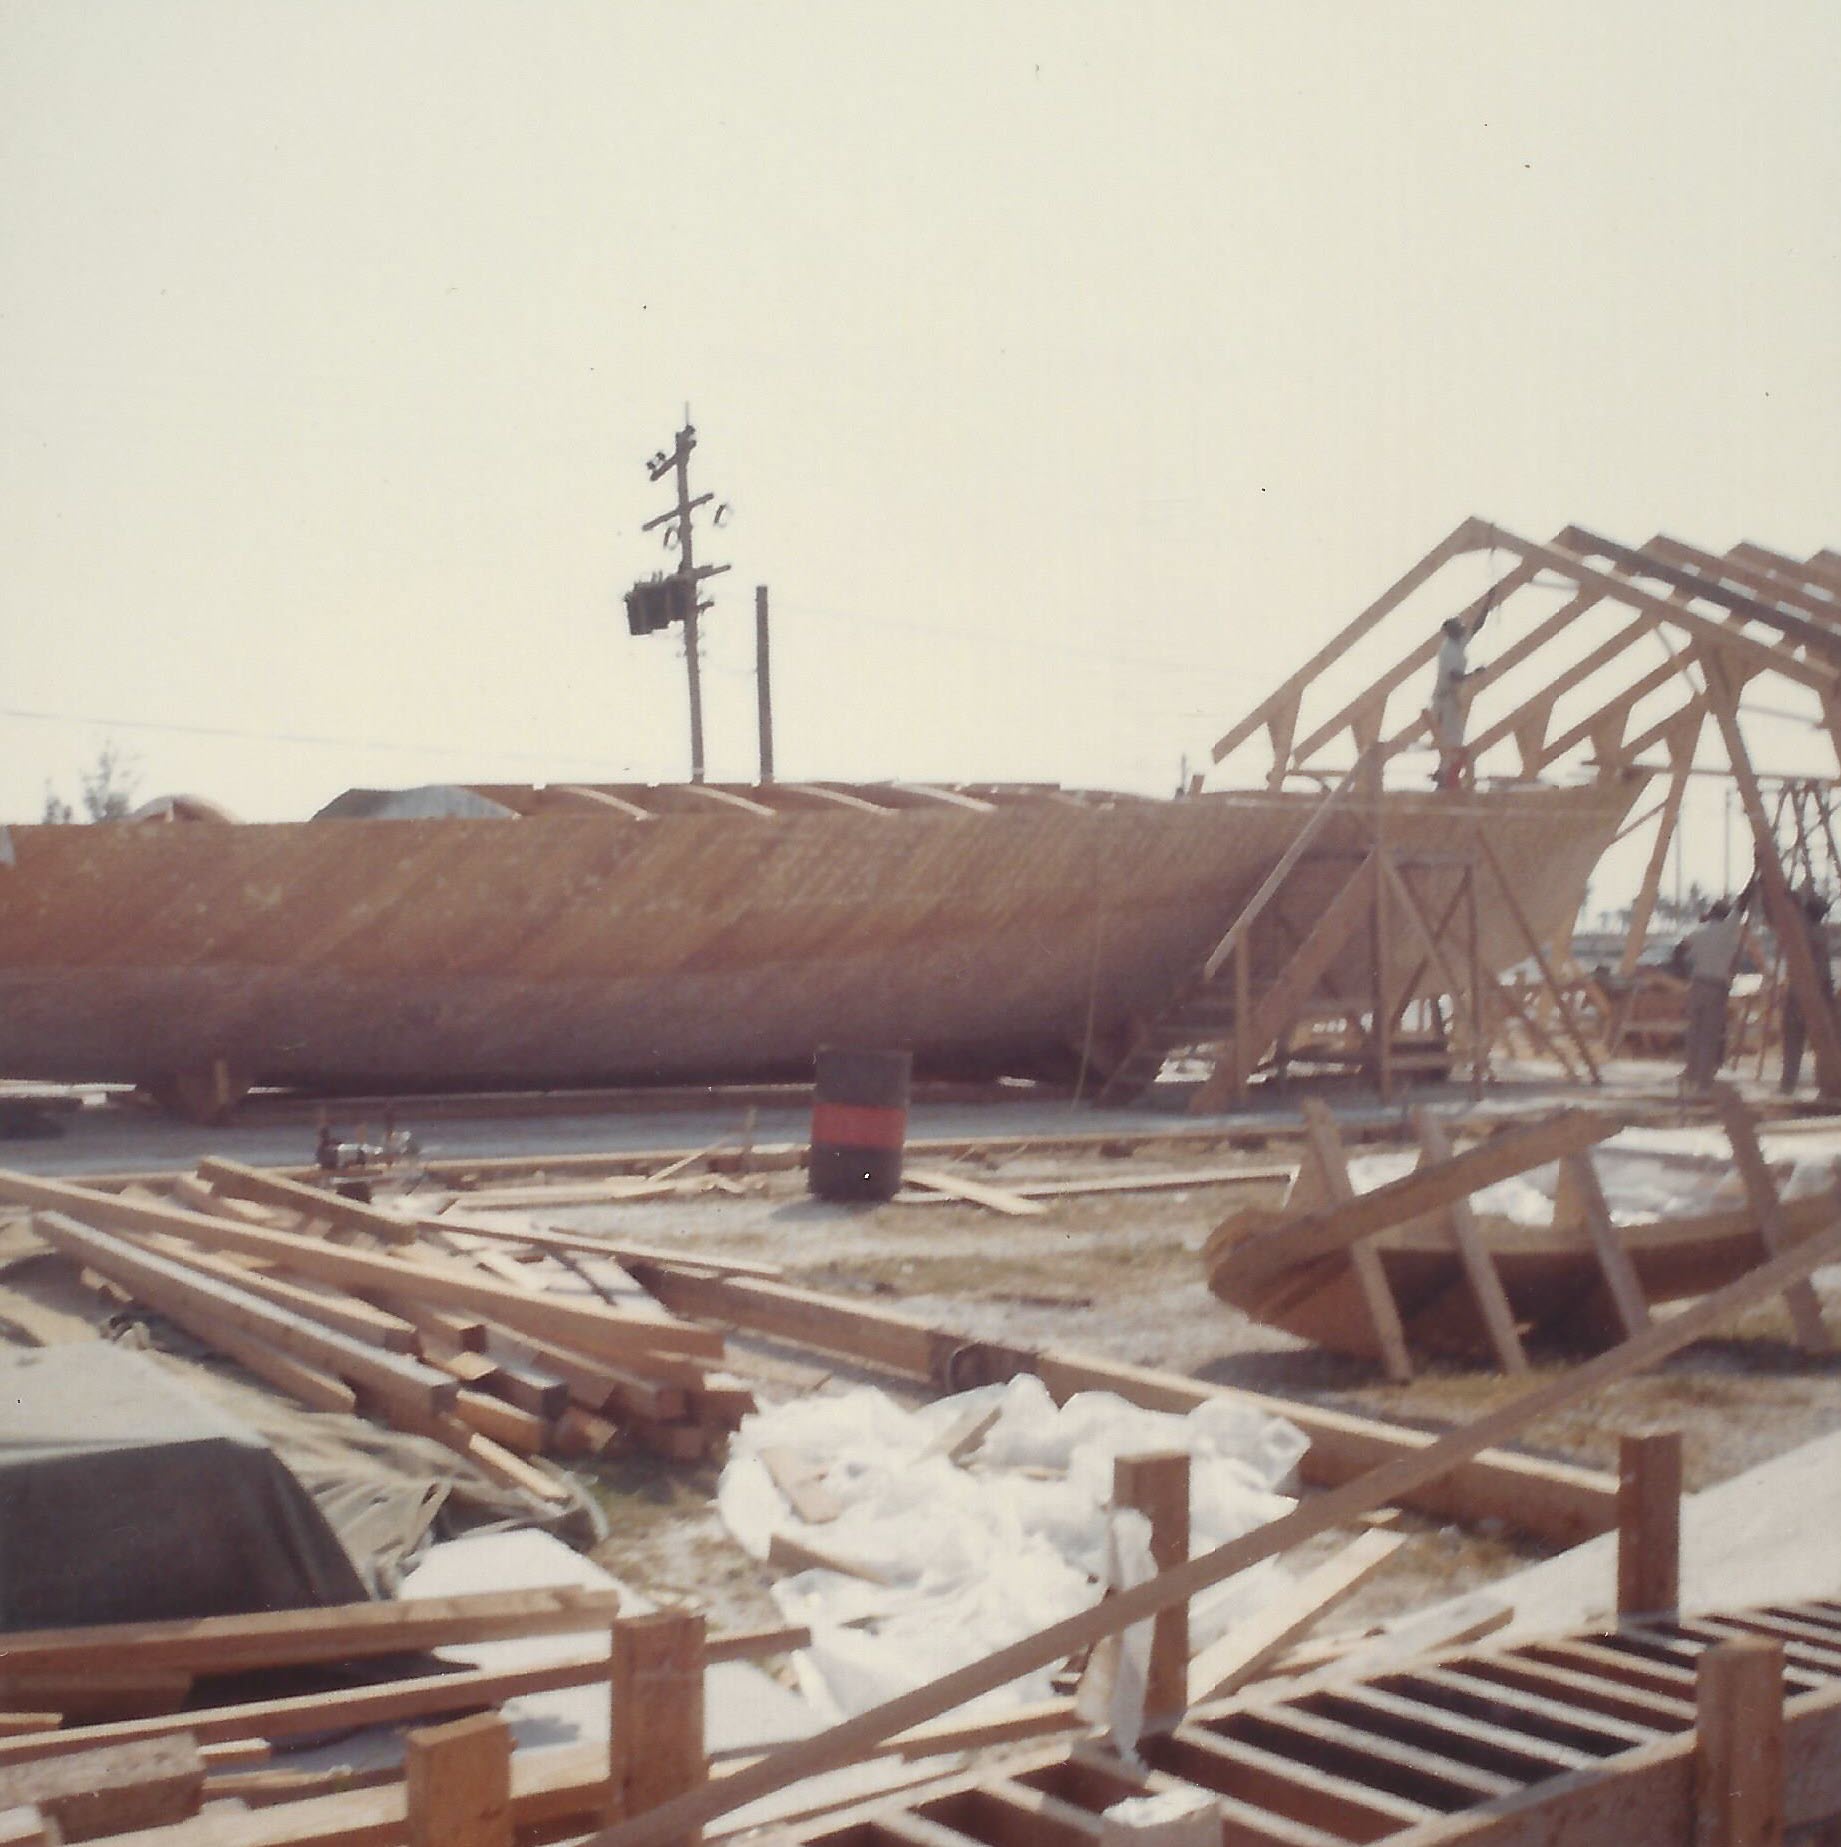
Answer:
xmin=1181 ymin=518 xmax=1841 ymax=1104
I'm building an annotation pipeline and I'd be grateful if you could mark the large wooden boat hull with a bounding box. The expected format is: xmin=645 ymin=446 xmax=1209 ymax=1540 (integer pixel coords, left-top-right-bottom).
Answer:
xmin=0 ymin=778 xmax=1634 ymax=1096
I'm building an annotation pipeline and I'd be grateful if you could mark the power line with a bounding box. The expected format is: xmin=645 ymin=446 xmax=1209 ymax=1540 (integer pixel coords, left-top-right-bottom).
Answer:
xmin=0 ymin=705 xmax=637 ymax=774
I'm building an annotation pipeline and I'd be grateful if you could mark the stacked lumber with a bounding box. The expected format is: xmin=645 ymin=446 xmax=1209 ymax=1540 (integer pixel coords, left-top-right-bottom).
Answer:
xmin=0 ymin=1161 xmax=757 ymax=1488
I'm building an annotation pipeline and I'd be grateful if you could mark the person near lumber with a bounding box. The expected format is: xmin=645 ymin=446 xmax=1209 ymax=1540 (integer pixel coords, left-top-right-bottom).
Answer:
xmin=1780 ymin=882 xmax=1836 ymax=1094
xmin=1428 ymin=608 xmax=1488 ymax=791
xmin=1680 ymin=870 xmax=1760 ymax=1093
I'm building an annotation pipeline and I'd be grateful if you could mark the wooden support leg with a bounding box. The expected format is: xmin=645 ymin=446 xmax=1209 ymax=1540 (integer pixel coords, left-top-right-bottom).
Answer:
xmin=1299 ymin=1100 xmax=1414 ymax=1383
xmin=1556 ymin=1151 xmax=1652 ymax=1343
xmin=610 ymin=1612 xmax=707 ymax=1838
xmin=1616 ymin=1430 xmax=1682 ymax=1619
xmin=406 ymin=1711 xmax=512 ymax=1847
xmin=1412 ymin=1109 xmax=1528 ymax=1375
xmin=1113 ymin=1451 xmax=1191 ymax=1730
xmin=1712 ymin=1084 xmax=1830 ymax=1354
xmin=1695 ymin=1636 xmax=1785 ymax=1847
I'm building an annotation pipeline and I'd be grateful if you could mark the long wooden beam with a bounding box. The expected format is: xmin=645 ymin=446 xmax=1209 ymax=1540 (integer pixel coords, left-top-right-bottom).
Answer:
xmin=586 ymin=1167 xmax=1841 ymax=1847
xmin=1288 ymin=561 xmax=1540 ymax=766
xmin=32 ymin=1213 xmax=457 ymax=1418
xmin=1211 ymin=521 xmax=1483 ymax=763
xmin=0 ymin=1170 xmax=721 ymax=1366
xmin=1560 ymin=526 xmax=1841 ymax=673
xmin=624 ymin=1263 xmax=1615 ymax=1543
xmin=0 ymin=1588 xmax=620 ymax=1682
xmin=1473 ymin=525 xmax=1838 ymax=694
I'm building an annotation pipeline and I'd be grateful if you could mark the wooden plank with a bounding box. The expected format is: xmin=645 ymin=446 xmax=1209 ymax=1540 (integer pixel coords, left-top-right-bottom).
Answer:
xmin=0 ymin=1588 xmax=620 ymax=1682
xmin=192 ymin=1319 xmax=360 ymax=1415
xmin=1273 ymin=1596 xmax=1511 ymax=1696
xmin=95 ymin=1741 xmax=611 ymax=1845
xmin=1411 ymin=1111 xmax=1527 ymax=1375
xmin=1205 ymin=1109 xmax=1629 ymax=1293
xmin=0 ymin=1652 xmax=615 ymax=1769
xmin=1194 ymin=853 xmax=1380 ymax=1109
xmin=1223 ymin=1703 xmax=1521 ymax=1806
xmin=406 ymin=1713 xmax=510 ymax=1847
xmin=1472 ymin=829 xmax=1601 ymax=1082
xmin=450 ymin=1388 xmax=550 ymax=1454
xmin=1144 ymin=1724 xmax=1437 ymax=1835
xmin=0 ymin=1170 xmax=723 ymax=1367
xmin=1295 ymin=1099 xmax=1412 ymax=1382
xmin=1712 ymin=1084 xmax=1829 ymax=1352
xmin=1437 ymin=1655 xmax=1694 ymax=1736
xmin=902 ymin=1168 xmax=1047 ymax=1218
xmin=0 ymin=1808 xmax=52 ymax=1847
xmin=766 ymin=1532 xmax=898 ymax=1587
xmin=1210 ymin=519 xmax=1481 ymax=763
xmin=138 ymin=1236 xmax=420 ymax=1352
xmin=1113 ymin=1452 xmax=1191 ymax=1727
xmin=1379 ymin=1667 xmax=1658 ymax=1756
xmin=1552 ymin=1154 xmax=1651 ymax=1342
xmin=33 ymin=1214 xmax=457 ymax=1418
xmin=585 ymin=1171 xmax=1841 ymax=1847
xmin=760 ymin=1447 xmax=844 ymax=1525
xmin=917 ymin=1404 xmax=1001 ymax=1466
xmin=1187 ymin=1530 xmax=1405 ymax=1706
xmin=610 ymin=1614 xmax=705 ymax=1830
xmin=195 ymin=1158 xmax=419 ymax=1245
xmin=1200 ymin=757 xmax=1378 ymax=979
xmin=1307 ymin=1684 xmax=1595 ymax=1780
xmin=0 ymin=1737 xmax=203 ymax=1841
xmin=626 ymin=1265 xmax=1617 ymax=1543
xmin=1617 ymin=1432 xmax=1682 ymax=1619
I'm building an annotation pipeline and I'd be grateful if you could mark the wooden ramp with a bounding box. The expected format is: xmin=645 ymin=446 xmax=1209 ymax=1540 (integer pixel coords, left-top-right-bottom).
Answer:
xmin=775 ymin=1597 xmax=1841 ymax=1846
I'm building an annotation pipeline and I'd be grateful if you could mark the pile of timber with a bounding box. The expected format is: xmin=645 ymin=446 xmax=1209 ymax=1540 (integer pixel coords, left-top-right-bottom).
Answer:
xmin=1202 ymin=1090 xmax=1833 ymax=1380
xmin=0 ymin=1159 xmax=761 ymax=1494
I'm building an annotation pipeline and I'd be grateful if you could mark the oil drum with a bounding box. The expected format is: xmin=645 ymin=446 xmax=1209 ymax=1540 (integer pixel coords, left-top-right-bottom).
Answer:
xmin=808 ymin=1047 xmax=912 ymax=1201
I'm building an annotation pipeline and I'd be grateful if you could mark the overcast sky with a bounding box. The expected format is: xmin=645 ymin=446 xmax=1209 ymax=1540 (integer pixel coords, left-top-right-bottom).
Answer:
xmin=2 ymin=2 xmax=1836 ymax=904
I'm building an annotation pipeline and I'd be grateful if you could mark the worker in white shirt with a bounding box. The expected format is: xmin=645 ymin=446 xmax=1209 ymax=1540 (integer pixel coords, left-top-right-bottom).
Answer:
xmin=1680 ymin=871 xmax=1760 ymax=1092
xmin=1429 ymin=608 xmax=1489 ymax=791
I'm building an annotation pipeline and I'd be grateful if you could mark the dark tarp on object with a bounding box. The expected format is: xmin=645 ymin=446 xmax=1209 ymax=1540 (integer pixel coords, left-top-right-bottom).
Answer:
xmin=0 ymin=1343 xmax=369 ymax=1630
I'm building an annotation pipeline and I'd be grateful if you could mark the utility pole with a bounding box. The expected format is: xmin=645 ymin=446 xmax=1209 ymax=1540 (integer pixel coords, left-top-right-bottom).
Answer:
xmin=632 ymin=413 xmax=730 ymax=783
xmin=755 ymin=585 xmax=774 ymax=783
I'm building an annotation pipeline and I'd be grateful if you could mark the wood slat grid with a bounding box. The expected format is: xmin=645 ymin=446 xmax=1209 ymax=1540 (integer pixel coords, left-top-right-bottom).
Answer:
xmin=781 ymin=1599 xmax=1841 ymax=1847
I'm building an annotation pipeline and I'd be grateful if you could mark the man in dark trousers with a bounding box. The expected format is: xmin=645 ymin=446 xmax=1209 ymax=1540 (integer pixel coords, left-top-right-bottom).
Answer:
xmin=1780 ymin=883 xmax=1835 ymax=1093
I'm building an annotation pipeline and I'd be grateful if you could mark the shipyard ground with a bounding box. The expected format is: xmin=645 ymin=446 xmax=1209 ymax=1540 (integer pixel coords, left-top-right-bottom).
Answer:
xmin=8 ymin=1063 xmax=1840 ymax=1653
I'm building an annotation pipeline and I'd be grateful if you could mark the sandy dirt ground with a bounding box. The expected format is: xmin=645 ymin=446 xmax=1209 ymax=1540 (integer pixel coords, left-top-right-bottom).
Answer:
xmin=534 ymin=1132 xmax=1841 ymax=1638
xmin=6 ymin=1078 xmax=1838 ymax=1656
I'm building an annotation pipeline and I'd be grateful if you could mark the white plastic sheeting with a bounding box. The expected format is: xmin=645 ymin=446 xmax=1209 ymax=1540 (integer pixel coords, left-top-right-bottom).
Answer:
xmin=718 ymin=1373 xmax=1308 ymax=1724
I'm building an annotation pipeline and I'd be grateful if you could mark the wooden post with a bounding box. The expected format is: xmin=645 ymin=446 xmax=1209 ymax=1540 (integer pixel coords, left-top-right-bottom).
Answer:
xmin=1112 ymin=1451 xmax=1191 ymax=1729
xmin=755 ymin=585 xmax=774 ymax=784
xmin=1464 ymin=861 xmax=1485 ymax=1099
xmin=1620 ymin=717 xmax=1700 ymax=977
xmin=1373 ymin=838 xmax=1394 ymax=1103
xmin=406 ymin=1711 xmax=512 ymax=1847
xmin=610 ymin=1612 xmax=706 ymax=1835
xmin=1695 ymin=1636 xmax=1784 ymax=1847
xmin=1616 ymin=1430 xmax=1682 ymax=1618
xmin=1712 ymin=1084 xmax=1829 ymax=1353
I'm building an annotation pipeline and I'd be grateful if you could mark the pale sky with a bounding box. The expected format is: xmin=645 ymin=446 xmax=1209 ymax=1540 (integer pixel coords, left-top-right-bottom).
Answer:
xmin=3 ymin=3 xmax=1837 ymax=906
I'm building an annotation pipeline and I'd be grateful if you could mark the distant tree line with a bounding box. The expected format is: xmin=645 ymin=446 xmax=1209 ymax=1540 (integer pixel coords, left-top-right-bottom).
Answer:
xmin=41 ymin=742 xmax=139 ymax=824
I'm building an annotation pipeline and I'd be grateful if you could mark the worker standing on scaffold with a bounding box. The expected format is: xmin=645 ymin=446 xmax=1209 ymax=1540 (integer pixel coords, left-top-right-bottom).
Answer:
xmin=1429 ymin=608 xmax=1489 ymax=792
